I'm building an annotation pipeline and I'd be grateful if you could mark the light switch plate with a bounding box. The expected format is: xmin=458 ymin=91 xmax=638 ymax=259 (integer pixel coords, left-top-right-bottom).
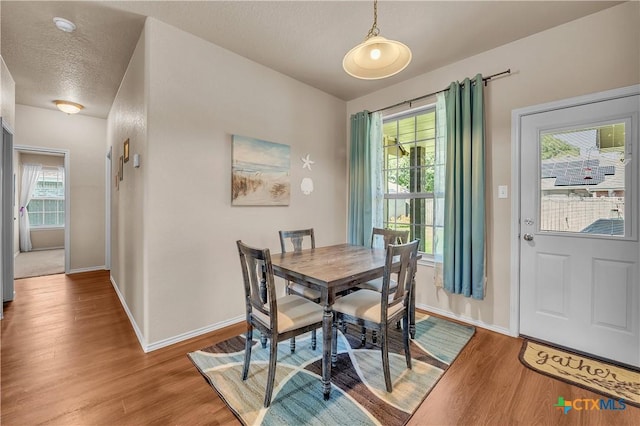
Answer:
xmin=498 ymin=185 xmax=508 ymax=199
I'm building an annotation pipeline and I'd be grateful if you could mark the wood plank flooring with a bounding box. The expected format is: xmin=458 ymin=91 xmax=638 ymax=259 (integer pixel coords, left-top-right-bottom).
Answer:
xmin=2 ymin=271 xmax=638 ymax=425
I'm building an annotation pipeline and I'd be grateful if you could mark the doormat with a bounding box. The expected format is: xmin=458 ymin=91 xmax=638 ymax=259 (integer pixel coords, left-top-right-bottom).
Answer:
xmin=519 ymin=340 xmax=640 ymax=407
xmin=188 ymin=314 xmax=475 ymax=425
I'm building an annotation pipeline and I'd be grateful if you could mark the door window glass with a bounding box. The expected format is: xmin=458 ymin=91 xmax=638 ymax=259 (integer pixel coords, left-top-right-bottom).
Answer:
xmin=539 ymin=123 xmax=626 ymax=236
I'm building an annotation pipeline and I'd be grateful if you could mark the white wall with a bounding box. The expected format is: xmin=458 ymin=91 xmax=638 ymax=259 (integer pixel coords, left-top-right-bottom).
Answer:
xmin=109 ymin=18 xmax=347 ymax=348
xmin=347 ymin=2 xmax=640 ymax=333
xmin=14 ymin=105 xmax=106 ymax=271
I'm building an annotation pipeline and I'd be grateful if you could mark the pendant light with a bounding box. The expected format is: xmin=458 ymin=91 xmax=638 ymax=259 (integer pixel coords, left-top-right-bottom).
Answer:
xmin=343 ymin=0 xmax=412 ymax=80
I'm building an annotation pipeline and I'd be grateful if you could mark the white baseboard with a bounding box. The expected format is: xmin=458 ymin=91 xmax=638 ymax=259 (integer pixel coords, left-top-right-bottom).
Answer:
xmin=31 ymin=246 xmax=64 ymax=251
xmin=416 ymin=302 xmax=515 ymax=337
xmin=145 ymin=315 xmax=245 ymax=353
xmin=108 ymin=274 xmax=244 ymax=353
xmin=68 ymin=265 xmax=106 ymax=274
xmin=109 ymin=274 xmax=147 ymax=351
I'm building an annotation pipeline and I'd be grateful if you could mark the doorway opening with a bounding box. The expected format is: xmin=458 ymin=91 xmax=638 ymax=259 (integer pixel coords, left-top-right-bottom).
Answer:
xmin=13 ymin=146 xmax=70 ymax=279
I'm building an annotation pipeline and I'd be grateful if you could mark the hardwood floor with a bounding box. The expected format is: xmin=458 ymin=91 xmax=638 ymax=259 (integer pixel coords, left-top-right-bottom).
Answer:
xmin=2 ymin=271 xmax=638 ymax=425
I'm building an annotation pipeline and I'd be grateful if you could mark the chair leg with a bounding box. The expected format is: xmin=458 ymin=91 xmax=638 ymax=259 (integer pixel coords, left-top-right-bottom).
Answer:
xmin=264 ymin=335 xmax=278 ymax=407
xmin=311 ymin=329 xmax=317 ymax=350
xmin=360 ymin=326 xmax=367 ymax=347
xmin=372 ymin=330 xmax=378 ymax=344
xmin=403 ymin=313 xmax=412 ymax=369
xmin=285 ymin=284 xmax=296 ymax=353
xmin=242 ymin=326 xmax=253 ymax=381
xmin=331 ymin=320 xmax=338 ymax=367
xmin=381 ymin=325 xmax=392 ymax=392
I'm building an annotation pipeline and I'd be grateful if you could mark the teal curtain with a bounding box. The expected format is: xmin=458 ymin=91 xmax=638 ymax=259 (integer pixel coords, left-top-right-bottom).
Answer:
xmin=442 ymin=74 xmax=486 ymax=299
xmin=348 ymin=111 xmax=382 ymax=246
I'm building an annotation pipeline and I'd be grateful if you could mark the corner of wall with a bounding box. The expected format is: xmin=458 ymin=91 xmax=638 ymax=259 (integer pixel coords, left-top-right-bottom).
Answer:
xmin=1 ymin=56 xmax=16 ymax=132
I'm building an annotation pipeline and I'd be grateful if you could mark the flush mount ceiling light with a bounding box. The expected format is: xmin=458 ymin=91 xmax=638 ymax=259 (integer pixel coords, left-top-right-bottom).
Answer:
xmin=53 ymin=17 xmax=76 ymax=33
xmin=54 ymin=100 xmax=84 ymax=114
xmin=342 ymin=0 xmax=412 ymax=80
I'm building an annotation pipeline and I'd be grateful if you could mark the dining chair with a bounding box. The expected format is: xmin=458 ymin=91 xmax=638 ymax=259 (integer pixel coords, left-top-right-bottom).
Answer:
xmin=357 ymin=227 xmax=409 ymax=345
xmin=331 ymin=239 xmax=419 ymax=393
xmin=278 ymin=228 xmax=321 ymax=352
xmin=237 ymin=240 xmax=324 ymax=407
xmin=358 ymin=227 xmax=409 ymax=291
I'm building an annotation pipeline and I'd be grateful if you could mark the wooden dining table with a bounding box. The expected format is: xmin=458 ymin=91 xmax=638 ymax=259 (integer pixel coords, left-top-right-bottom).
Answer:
xmin=270 ymin=243 xmax=417 ymax=400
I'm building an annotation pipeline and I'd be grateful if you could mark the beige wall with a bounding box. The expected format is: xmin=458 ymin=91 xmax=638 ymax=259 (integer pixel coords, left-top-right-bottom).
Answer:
xmin=30 ymin=229 xmax=64 ymax=250
xmin=109 ymin=18 xmax=347 ymax=347
xmin=1 ymin=56 xmax=15 ymax=131
xmin=347 ymin=2 xmax=640 ymax=333
xmin=17 ymin=152 xmax=65 ymax=250
xmin=108 ymin=28 xmax=148 ymax=337
xmin=14 ymin=105 xmax=106 ymax=271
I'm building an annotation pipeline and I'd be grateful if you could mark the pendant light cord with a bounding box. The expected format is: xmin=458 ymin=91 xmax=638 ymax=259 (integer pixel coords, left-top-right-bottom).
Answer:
xmin=366 ymin=0 xmax=380 ymax=39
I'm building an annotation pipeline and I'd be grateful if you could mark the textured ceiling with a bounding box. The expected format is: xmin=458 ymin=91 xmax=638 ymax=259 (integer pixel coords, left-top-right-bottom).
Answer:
xmin=1 ymin=1 xmax=622 ymax=118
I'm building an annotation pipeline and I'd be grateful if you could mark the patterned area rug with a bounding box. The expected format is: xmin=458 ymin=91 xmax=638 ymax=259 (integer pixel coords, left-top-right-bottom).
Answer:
xmin=188 ymin=314 xmax=474 ymax=425
xmin=519 ymin=340 xmax=640 ymax=407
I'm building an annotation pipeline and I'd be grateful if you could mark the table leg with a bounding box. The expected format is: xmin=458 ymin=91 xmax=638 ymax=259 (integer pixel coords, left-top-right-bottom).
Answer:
xmin=322 ymin=304 xmax=332 ymax=400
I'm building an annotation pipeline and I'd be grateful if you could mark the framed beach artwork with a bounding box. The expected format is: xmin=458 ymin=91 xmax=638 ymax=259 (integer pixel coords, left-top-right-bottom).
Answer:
xmin=232 ymin=135 xmax=290 ymax=206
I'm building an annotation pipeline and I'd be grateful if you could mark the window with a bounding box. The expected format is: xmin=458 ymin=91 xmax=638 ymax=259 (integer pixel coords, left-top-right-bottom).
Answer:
xmin=27 ymin=167 xmax=65 ymax=227
xmin=539 ymin=122 xmax=627 ymax=236
xmin=382 ymin=107 xmax=438 ymax=254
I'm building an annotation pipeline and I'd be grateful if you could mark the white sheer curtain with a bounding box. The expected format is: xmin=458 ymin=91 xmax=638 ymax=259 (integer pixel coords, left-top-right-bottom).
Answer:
xmin=433 ymin=93 xmax=447 ymax=287
xmin=370 ymin=112 xmax=384 ymax=246
xmin=19 ymin=163 xmax=42 ymax=252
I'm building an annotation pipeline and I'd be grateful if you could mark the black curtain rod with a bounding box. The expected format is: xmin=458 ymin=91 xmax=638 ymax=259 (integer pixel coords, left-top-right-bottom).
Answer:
xmin=372 ymin=69 xmax=511 ymax=114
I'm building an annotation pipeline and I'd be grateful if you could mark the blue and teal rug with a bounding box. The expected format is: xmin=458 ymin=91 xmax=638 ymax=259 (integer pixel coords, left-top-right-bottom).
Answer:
xmin=188 ymin=313 xmax=474 ymax=425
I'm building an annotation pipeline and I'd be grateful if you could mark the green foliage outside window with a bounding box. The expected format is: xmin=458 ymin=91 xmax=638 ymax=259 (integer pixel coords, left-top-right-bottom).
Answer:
xmin=382 ymin=108 xmax=437 ymax=254
xmin=541 ymin=135 xmax=580 ymax=160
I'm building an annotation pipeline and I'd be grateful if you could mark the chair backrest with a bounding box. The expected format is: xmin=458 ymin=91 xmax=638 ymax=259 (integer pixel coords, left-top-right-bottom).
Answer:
xmin=236 ymin=240 xmax=278 ymax=331
xmin=381 ymin=239 xmax=420 ymax=318
xmin=371 ymin=227 xmax=409 ymax=249
xmin=279 ymin=228 xmax=315 ymax=253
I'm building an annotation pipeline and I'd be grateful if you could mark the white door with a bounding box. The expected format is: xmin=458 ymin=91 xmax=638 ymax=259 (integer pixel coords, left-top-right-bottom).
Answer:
xmin=519 ymin=89 xmax=639 ymax=367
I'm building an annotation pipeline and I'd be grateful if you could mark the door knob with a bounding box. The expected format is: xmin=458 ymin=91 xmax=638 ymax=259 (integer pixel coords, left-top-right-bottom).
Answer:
xmin=523 ymin=233 xmax=534 ymax=241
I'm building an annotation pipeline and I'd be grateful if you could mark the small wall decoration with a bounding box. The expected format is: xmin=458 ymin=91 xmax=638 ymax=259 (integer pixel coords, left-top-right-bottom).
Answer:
xmin=232 ymin=135 xmax=290 ymax=206
xmin=301 ymin=177 xmax=314 ymax=195
xmin=119 ymin=155 xmax=124 ymax=181
xmin=301 ymin=154 xmax=314 ymax=170
xmin=123 ymin=138 xmax=130 ymax=163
